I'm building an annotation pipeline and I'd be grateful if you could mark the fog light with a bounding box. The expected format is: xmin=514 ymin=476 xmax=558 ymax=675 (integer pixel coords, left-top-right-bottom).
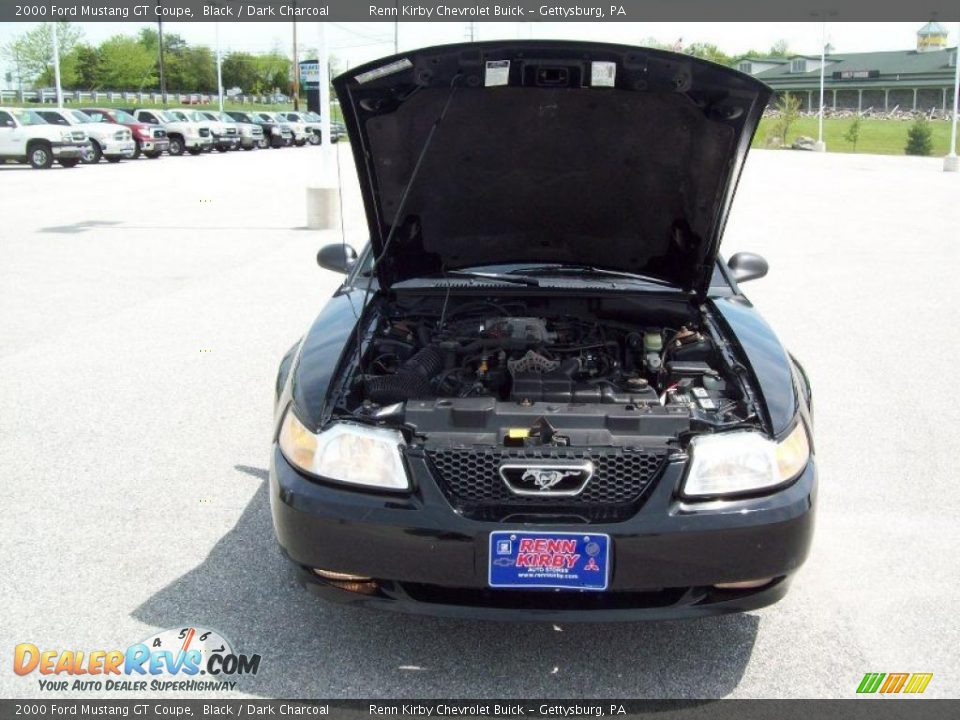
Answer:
xmin=312 ymin=568 xmax=372 ymax=582
xmin=714 ymin=577 xmax=774 ymax=590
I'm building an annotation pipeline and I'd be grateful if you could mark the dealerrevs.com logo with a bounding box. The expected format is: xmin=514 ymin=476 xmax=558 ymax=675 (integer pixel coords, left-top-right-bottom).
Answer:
xmin=14 ymin=627 xmax=261 ymax=693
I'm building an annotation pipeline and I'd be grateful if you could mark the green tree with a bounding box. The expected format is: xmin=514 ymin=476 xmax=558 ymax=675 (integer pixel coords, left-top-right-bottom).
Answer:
xmin=844 ymin=115 xmax=862 ymax=152
xmin=98 ymin=35 xmax=157 ymax=89
xmin=254 ymin=50 xmax=292 ymax=94
xmin=684 ymin=42 xmax=732 ymax=66
xmin=905 ymin=115 xmax=933 ymax=156
xmin=222 ymin=51 xmax=259 ymax=92
xmin=770 ymin=92 xmax=801 ymax=145
xmin=67 ymin=43 xmax=102 ymax=89
xmin=2 ymin=22 xmax=84 ymax=87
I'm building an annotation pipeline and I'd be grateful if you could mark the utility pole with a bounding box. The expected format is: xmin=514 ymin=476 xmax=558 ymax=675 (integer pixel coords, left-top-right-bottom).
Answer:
xmin=156 ymin=4 xmax=167 ymax=107
xmin=318 ymin=22 xmax=330 ymax=149
xmin=469 ymin=22 xmax=476 ymax=42
xmin=51 ymin=23 xmax=63 ymax=108
xmin=292 ymin=17 xmax=299 ymax=111
xmin=944 ymin=22 xmax=959 ymax=172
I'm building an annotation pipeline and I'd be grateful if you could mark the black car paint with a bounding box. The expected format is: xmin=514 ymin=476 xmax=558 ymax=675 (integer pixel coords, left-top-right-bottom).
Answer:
xmin=271 ymin=42 xmax=815 ymax=620
xmin=335 ymin=41 xmax=771 ymax=299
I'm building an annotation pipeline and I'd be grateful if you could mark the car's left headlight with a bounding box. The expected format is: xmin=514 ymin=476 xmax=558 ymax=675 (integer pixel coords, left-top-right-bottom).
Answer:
xmin=682 ymin=422 xmax=810 ymax=498
xmin=277 ymin=408 xmax=409 ymax=490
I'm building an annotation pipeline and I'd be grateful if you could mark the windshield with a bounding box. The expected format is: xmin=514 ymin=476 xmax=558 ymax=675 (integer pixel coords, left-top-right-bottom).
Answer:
xmin=68 ymin=110 xmax=94 ymax=123
xmin=257 ymin=113 xmax=274 ymax=122
xmin=12 ymin=109 xmax=47 ymax=125
xmin=191 ymin=111 xmax=211 ymax=122
xmin=304 ymin=112 xmax=321 ymax=122
xmin=112 ymin=109 xmax=136 ymax=123
xmin=229 ymin=112 xmax=252 ymax=123
xmin=155 ymin=111 xmax=177 ymax=123
xmin=167 ymin=111 xmax=189 ymax=122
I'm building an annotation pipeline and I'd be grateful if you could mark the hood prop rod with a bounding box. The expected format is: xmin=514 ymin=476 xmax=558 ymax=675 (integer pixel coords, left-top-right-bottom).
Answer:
xmin=353 ymin=73 xmax=463 ymax=393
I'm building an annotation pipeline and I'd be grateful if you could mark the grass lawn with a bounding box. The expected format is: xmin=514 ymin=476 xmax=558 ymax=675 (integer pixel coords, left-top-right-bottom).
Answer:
xmin=754 ymin=116 xmax=955 ymax=156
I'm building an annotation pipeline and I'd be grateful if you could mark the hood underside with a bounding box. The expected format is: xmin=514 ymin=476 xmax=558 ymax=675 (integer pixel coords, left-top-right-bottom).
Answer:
xmin=334 ymin=41 xmax=771 ymax=296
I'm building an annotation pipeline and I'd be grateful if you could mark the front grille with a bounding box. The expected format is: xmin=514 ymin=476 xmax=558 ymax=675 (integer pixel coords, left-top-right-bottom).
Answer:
xmin=71 ymin=131 xmax=85 ymax=142
xmin=199 ymin=128 xmax=210 ymax=137
xmin=251 ymin=128 xmax=263 ymax=136
xmin=225 ymin=128 xmax=238 ymax=136
xmin=425 ymin=447 xmax=667 ymax=523
xmin=153 ymin=129 xmax=166 ymax=139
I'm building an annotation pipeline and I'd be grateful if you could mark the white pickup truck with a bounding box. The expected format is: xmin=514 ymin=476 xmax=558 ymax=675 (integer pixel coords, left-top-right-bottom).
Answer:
xmin=129 ymin=108 xmax=213 ymax=156
xmin=0 ymin=106 xmax=86 ymax=168
xmin=36 ymin=108 xmax=135 ymax=164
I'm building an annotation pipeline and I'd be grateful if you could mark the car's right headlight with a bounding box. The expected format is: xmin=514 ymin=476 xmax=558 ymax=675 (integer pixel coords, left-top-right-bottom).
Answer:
xmin=277 ymin=408 xmax=409 ymax=491
xmin=682 ymin=422 xmax=810 ymax=499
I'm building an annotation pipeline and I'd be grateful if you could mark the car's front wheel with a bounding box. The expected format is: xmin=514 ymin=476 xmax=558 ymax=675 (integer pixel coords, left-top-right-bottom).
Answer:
xmin=28 ymin=142 xmax=53 ymax=169
xmin=82 ymin=141 xmax=102 ymax=164
xmin=59 ymin=157 xmax=80 ymax=168
xmin=167 ymin=136 xmax=184 ymax=156
xmin=187 ymin=146 xmax=203 ymax=156
xmin=308 ymin=132 xmax=321 ymax=146
xmin=132 ymin=140 xmax=142 ymax=159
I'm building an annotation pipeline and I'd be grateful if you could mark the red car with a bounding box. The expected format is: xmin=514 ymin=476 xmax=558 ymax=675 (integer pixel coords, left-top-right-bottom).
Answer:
xmin=80 ymin=108 xmax=170 ymax=159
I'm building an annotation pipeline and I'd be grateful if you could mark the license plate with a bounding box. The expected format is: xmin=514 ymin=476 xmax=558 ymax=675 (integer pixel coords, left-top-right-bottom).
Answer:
xmin=488 ymin=531 xmax=610 ymax=591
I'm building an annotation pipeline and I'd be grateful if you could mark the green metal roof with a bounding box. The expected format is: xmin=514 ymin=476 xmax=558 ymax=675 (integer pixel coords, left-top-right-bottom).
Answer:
xmin=751 ymin=47 xmax=957 ymax=85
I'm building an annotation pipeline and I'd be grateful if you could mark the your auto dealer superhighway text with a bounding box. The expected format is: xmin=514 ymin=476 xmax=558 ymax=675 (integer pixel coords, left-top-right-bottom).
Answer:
xmin=370 ymin=705 xmax=617 ymax=717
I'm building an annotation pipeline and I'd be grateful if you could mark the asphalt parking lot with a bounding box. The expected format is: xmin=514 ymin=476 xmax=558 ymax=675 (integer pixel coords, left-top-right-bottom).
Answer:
xmin=1 ymin=145 xmax=958 ymax=699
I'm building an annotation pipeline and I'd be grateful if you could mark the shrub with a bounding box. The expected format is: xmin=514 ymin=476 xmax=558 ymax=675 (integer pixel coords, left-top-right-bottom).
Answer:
xmin=905 ymin=115 xmax=933 ymax=156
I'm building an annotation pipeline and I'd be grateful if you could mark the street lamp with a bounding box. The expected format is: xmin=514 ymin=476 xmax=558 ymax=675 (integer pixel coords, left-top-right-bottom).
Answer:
xmin=944 ymin=22 xmax=960 ymax=172
xmin=50 ymin=22 xmax=63 ymax=109
xmin=815 ymin=19 xmax=827 ymax=152
xmin=215 ymin=22 xmax=224 ymax=113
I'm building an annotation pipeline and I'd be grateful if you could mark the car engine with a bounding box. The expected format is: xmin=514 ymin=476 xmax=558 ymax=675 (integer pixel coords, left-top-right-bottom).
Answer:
xmin=340 ymin=296 xmax=758 ymax=445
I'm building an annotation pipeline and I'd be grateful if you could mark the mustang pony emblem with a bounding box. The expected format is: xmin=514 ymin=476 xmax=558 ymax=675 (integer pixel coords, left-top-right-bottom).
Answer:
xmin=521 ymin=468 xmax=581 ymax=491
xmin=498 ymin=461 xmax=594 ymax=497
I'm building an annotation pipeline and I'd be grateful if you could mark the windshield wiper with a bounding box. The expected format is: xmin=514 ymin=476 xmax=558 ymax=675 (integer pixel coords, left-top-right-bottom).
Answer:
xmin=505 ymin=264 xmax=674 ymax=286
xmin=442 ymin=270 xmax=540 ymax=287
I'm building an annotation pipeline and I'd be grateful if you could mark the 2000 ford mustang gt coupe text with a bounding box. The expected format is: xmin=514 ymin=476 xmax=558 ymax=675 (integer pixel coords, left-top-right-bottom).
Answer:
xmin=270 ymin=41 xmax=816 ymax=620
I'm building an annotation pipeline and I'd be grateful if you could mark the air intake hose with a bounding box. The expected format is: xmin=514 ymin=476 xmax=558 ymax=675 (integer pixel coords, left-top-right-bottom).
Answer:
xmin=365 ymin=346 xmax=445 ymax=405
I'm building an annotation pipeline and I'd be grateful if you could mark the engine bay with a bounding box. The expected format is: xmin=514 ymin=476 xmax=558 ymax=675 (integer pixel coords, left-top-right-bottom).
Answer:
xmin=336 ymin=294 xmax=762 ymax=447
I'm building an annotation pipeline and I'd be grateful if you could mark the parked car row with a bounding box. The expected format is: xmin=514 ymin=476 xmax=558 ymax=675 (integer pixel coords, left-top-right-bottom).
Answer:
xmin=0 ymin=105 xmax=345 ymax=169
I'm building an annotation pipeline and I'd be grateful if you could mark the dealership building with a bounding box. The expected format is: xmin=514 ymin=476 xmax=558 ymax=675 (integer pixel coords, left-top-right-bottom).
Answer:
xmin=735 ymin=22 xmax=958 ymax=113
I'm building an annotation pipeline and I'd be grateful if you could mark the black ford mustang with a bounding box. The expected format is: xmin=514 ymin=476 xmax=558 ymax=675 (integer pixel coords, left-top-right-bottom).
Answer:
xmin=270 ymin=41 xmax=816 ymax=621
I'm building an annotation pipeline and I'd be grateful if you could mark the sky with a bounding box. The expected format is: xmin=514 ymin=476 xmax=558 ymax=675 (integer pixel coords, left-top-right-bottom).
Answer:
xmin=1 ymin=21 xmax=957 ymax=83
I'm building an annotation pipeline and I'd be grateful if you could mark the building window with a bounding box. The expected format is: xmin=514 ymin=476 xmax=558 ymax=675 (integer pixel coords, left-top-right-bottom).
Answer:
xmin=791 ymin=59 xmax=807 ymax=73
xmin=738 ymin=61 xmax=752 ymax=74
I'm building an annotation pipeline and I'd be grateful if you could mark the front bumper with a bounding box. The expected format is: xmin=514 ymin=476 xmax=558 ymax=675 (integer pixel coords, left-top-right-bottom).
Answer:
xmin=241 ymin=135 xmax=262 ymax=149
xmin=185 ymin=136 xmax=214 ymax=149
xmin=271 ymin=446 xmax=816 ymax=621
xmin=101 ymin=140 xmax=136 ymax=158
xmin=51 ymin=142 xmax=84 ymax=159
xmin=140 ymin=138 xmax=170 ymax=152
xmin=215 ymin=136 xmax=241 ymax=150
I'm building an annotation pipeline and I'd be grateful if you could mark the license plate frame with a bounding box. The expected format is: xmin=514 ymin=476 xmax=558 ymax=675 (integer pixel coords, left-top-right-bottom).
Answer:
xmin=488 ymin=531 xmax=610 ymax=591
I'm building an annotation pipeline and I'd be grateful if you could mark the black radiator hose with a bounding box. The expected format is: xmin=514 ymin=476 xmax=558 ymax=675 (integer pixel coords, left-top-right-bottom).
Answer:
xmin=365 ymin=346 xmax=445 ymax=405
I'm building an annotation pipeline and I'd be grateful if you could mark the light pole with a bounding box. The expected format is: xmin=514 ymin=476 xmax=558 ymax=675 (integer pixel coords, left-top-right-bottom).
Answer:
xmin=815 ymin=19 xmax=827 ymax=152
xmin=944 ymin=23 xmax=960 ymax=172
xmin=292 ymin=18 xmax=299 ymax=111
xmin=318 ymin=22 xmax=331 ymax=151
xmin=51 ymin=23 xmax=63 ymax=108
xmin=215 ymin=22 xmax=224 ymax=112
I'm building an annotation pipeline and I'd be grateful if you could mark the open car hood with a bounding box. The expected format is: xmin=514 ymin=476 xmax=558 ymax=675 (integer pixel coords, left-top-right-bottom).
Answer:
xmin=334 ymin=41 xmax=771 ymax=298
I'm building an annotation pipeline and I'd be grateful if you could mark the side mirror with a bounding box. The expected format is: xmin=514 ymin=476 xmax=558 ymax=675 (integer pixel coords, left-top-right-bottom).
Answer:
xmin=727 ymin=252 xmax=769 ymax=284
xmin=317 ymin=244 xmax=357 ymax=274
